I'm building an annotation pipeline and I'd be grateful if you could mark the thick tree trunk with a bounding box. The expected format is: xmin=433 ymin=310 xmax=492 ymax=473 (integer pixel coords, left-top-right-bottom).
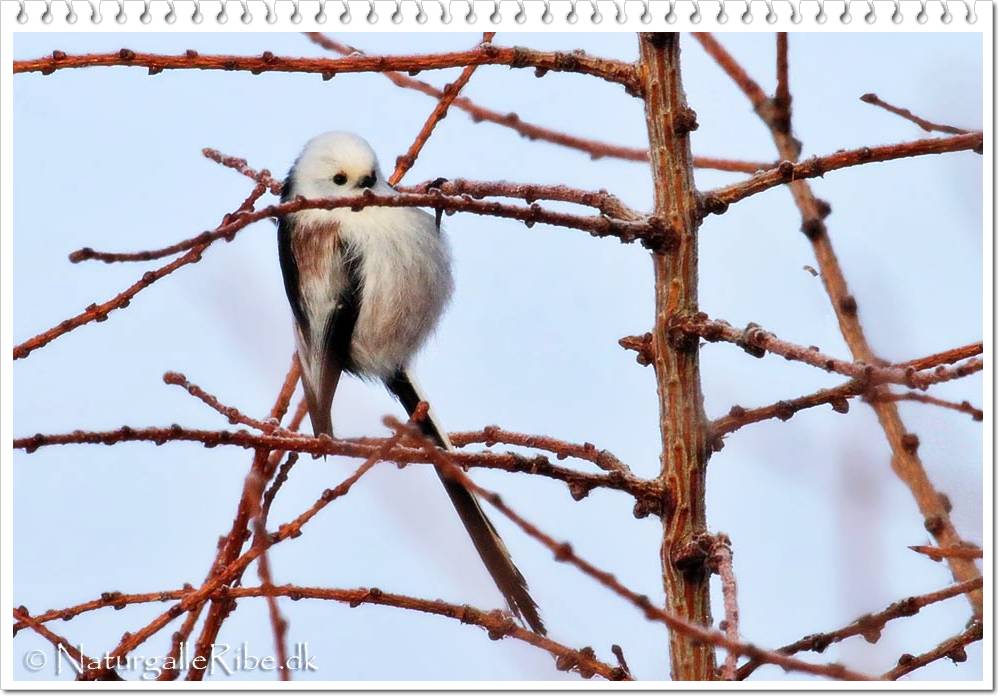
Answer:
xmin=638 ymin=33 xmax=716 ymax=681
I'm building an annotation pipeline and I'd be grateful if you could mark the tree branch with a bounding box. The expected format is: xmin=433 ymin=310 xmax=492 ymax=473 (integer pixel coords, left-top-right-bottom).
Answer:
xmin=14 ymin=45 xmax=641 ymax=93
xmin=737 ymin=577 xmax=983 ymax=680
xmin=701 ymin=133 xmax=982 ymax=215
xmin=860 ymin=93 xmax=970 ymax=135
xmin=882 ymin=622 xmax=982 ymax=680
xmin=399 ymin=417 xmax=874 ymax=681
xmin=638 ymin=32 xmax=715 ymax=681
xmin=693 ymin=31 xmax=983 ymax=617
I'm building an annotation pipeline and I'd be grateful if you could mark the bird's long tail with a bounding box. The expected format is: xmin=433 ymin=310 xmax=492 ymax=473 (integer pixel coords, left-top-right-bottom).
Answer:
xmin=385 ymin=369 xmax=545 ymax=635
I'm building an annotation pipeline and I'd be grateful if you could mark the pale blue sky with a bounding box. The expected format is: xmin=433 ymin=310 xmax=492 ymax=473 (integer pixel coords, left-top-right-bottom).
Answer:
xmin=13 ymin=31 xmax=984 ymax=681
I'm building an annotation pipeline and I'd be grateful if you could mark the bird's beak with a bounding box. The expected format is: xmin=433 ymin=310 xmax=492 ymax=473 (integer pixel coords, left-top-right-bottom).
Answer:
xmin=358 ymin=174 xmax=377 ymax=189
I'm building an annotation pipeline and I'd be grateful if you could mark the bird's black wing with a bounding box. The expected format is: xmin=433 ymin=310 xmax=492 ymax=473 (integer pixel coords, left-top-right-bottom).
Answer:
xmin=278 ymin=170 xmax=364 ymax=436
xmin=277 ymin=173 xmax=310 ymax=338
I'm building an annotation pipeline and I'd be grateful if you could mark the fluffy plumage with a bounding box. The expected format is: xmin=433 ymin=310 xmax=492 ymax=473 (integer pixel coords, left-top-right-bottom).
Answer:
xmin=277 ymin=132 xmax=545 ymax=634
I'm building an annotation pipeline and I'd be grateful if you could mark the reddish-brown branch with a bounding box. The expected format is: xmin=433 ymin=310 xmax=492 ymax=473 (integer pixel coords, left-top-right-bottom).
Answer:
xmin=900 ymin=342 xmax=984 ymax=370
xmin=14 ymin=45 xmax=641 ymax=93
xmin=707 ymin=536 xmax=740 ymax=680
xmin=303 ymin=32 xmax=766 ymax=173
xmin=736 ymin=577 xmax=983 ymax=680
xmin=157 ymin=397 xmax=307 ymax=682
xmin=710 ymin=379 xmax=862 ymax=441
xmin=261 ymin=400 xmax=310 ymax=522
xmin=202 ymin=147 xmax=282 ymax=193
xmin=14 ymin=585 xmax=625 ymax=681
xmin=882 ymin=622 xmax=983 ymax=680
xmin=875 ymin=392 xmax=983 ymax=422
xmin=163 ymin=370 xmax=296 ymax=434
xmin=681 ymin=314 xmax=981 ymax=390
xmin=709 ymin=340 xmax=983 ymax=439
xmin=692 ymin=156 xmax=774 ymax=173
xmin=701 ymin=133 xmax=983 ymax=215
xmin=66 ymin=182 xmax=658 ymax=275
xmin=860 ymin=93 xmax=970 ymax=135
xmin=388 ymin=33 xmax=494 ymax=185
xmin=773 ymin=33 xmax=791 ymax=132
xmin=203 ymin=148 xmax=645 ymax=220
xmin=694 ymin=31 xmax=983 ymax=617
xmin=400 ymin=418 xmax=873 ymax=681
xmin=401 ymin=178 xmax=642 ymax=220
xmin=15 ymin=182 xmax=269 ymax=359
xmin=450 ymin=426 xmax=631 ymax=474
xmin=12 ymin=608 xmax=119 ymax=680
xmin=14 ymin=245 xmax=206 ymax=360
xmin=185 ymin=357 xmax=301 ymax=680
xmin=78 ymin=419 xmax=404 ymax=680
xmin=96 ymin=192 xmax=657 ymax=261
xmin=691 ymin=34 xmax=769 ymax=112
xmin=909 ymin=544 xmax=983 ymax=561
xmin=638 ymin=32 xmax=715 ymax=681
xmin=14 ymin=425 xmax=659 ymax=507
xmin=252 ymin=507 xmax=290 ymax=681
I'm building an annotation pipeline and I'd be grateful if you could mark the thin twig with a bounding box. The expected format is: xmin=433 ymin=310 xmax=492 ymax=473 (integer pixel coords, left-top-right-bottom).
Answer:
xmin=736 ymin=577 xmax=983 ymax=680
xmin=678 ymin=314 xmax=982 ymax=390
xmin=706 ymin=536 xmax=740 ymax=680
xmin=693 ymin=32 xmax=984 ymax=616
xmin=881 ymin=622 xmax=982 ymax=680
xmin=388 ymin=33 xmax=494 ymax=185
xmin=14 ymin=45 xmax=641 ymax=93
xmin=303 ymin=32 xmax=767 ymax=173
xmin=909 ymin=545 xmax=983 ymax=561
xmin=450 ymin=426 xmax=631 ymax=475
xmin=79 ymin=418 xmax=405 ymax=680
xmin=701 ymin=132 xmax=982 ymax=215
xmin=860 ymin=93 xmax=970 ymax=135
xmin=397 ymin=417 xmax=874 ymax=681
xmin=874 ymin=392 xmax=983 ymax=422
xmin=14 ymin=584 xmax=626 ymax=681
xmin=12 ymin=608 xmax=119 ymax=680
xmin=14 ymin=182 xmax=268 ymax=359
xmin=709 ymin=340 xmax=983 ymax=439
xmin=14 ymin=426 xmax=660 ymax=507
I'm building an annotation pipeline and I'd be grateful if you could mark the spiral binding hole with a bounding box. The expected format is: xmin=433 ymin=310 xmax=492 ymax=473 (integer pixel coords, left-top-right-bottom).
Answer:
xmin=4 ymin=0 xmax=984 ymax=26
xmin=542 ymin=1 xmax=554 ymax=23
xmin=514 ymin=0 xmax=528 ymax=24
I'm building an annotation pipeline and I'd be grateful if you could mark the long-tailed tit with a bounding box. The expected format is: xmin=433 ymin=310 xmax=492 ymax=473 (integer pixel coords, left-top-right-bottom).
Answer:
xmin=277 ymin=132 xmax=544 ymax=634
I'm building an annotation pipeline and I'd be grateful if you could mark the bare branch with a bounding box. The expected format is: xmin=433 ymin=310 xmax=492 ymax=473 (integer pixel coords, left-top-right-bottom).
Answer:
xmin=707 ymin=536 xmax=740 ymax=680
xmin=737 ymin=577 xmax=983 ymax=680
xmin=860 ymin=93 xmax=971 ymax=135
xmin=303 ymin=33 xmax=766 ymax=174
xmin=397 ymin=417 xmax=875 ymax=681
xmin=692 ymin=31 xmax=984 ymax=616
xmin=882 ymin=622 xmax=982 ymax=680
xmin=874 ymin=391 xmax=983 ymax=422
xmin=388 ymin=32 xmax=494 ymax=185
xmin=14 ymin=45 xmax=641 ymax=93
xmin=679 ymin=314 xmax=981 ymax=390
xmin=13 ymin=181 xmax=268 ymax=360
xmin=14 ymin=585 xmax=626 ymax=681
xmin=709 ymin=341 xmax=983 ymax=438
xmin=909 ymin=545 xmax=983 ymax=561
xmin=702 ymin=133 xmax=983 ymax=215
xmin=14 ymin=425 xmax=661 ymax=507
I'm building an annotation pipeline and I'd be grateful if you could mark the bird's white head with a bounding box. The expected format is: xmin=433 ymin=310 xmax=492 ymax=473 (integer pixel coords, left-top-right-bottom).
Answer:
xmin=288 ymin=131 xmax=391 ymax=200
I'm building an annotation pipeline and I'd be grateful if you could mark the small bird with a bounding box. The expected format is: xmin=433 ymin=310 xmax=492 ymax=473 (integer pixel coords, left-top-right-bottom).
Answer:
xmin=277 ymin=131 xmax=544 ymax=634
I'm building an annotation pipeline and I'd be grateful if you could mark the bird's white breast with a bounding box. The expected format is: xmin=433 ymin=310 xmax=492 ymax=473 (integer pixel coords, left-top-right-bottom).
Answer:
xmin=296 ymin=205 xmax=453 ymax=378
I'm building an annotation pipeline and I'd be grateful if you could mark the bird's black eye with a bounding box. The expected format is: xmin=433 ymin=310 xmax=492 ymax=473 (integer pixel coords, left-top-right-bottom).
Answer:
xmin=333 ymin=173 xmax=348 ymax=185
